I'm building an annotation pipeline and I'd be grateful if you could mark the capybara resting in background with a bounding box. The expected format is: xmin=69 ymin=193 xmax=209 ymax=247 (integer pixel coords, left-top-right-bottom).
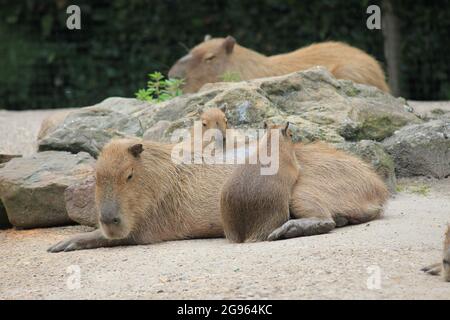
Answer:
xmin=168 ymin=36 xmax=390 ymax=93
xmin=48 ymin=138 xmax=388 ymax=252
xmin=422 ymin=225 xmax=450 ymax=282
xmin=221 ymin=123 xmax=300 ymax=243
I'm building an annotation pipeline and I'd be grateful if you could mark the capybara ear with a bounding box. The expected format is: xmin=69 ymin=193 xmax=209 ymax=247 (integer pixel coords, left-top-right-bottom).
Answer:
xmin=263 ymin=121 xmax=268 ymax=130
xmin=223 ymin=36 xmax=236 ymax=54
xmin=282 ymin=122 xmax=293 ymax=138
xmin=219 ymin=104 xmax=227 ymax=112
xmin=204 ymin=34 xmax=212 ymax=42
xmin=128 ymin=144 xmax=144 ymax=158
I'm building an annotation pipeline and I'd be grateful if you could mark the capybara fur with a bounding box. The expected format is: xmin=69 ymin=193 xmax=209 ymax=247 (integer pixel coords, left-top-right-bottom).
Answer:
xmin=421 ymin=224 xmax=450 ymax=281
xmin=190 ymin=107 xmax=228 ymax=149
xmin=48 ymin=138 xmax=388 ymax=252
xmin=444 ymin=225 xmax=450 ymax=281
xmin=221 ymin=123 xmax=299 ymax=243
xmin=200 ymin=107 xmax=228 ymax=135
xmin=169 ymin=36 xmax=390 ymax=93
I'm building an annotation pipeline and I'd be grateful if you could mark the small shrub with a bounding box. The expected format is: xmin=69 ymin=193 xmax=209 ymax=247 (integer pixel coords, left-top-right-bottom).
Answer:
xmin=220 ymin=71 xmax=242 ymax=82
xmin=136 ymin=72 xmax=184 ymax=103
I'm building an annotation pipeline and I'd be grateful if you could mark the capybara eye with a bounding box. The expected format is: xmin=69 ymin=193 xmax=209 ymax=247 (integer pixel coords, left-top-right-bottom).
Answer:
xmin=202 ymin=122 xmax=207 ymax=127
xmin=204 ymin=54 xmax=215 ymax=61
xmin=127 ymin=173 xmax=133 ymax=181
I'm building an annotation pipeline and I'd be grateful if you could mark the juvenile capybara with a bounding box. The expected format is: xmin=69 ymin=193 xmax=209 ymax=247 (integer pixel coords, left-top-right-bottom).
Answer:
xmin=200 ymin=107 xmax=228 ymax=134
xmin=187 ymin=107 xmax=228 ymax=157
xmin=422 ymin=225 xmax=450 ymax=282
xmin=221 ymin=123 xmax=299 ymax=243
xmin=48 ymin=138 xmax=388 ymax=252
xmin=169 ymin=36 xmax=390 ymax=93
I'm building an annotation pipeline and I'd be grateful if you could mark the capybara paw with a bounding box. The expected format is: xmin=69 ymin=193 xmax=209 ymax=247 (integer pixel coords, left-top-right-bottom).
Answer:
xmin=268 ymin=218 xmax=335 ymax=241
xmin=47 ymin=237 xmax=85 ymax=253
xmin=421 ymin=263 xmax=442 ymax=276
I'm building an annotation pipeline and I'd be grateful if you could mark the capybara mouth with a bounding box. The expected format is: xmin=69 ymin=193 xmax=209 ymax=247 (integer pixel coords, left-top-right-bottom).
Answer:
xmin=100 ymin=223 xmax=130 ymax=240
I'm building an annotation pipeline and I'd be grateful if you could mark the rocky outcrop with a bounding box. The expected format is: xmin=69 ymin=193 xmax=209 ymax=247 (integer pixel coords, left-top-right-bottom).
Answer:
xmin=0 ymin=154 xmax=21 ymax=165
xmin=0 ymin=152 xmax=95 ymax=228
xmin=37 ymin=67 xmax=420 ymax=157
xmin=383 ymin=119 xmax=450 ymax=178
xmin=335 ymin=140 xmax=397 ymax=192
xmin=65 ymin=175 xmax=97 ymax=227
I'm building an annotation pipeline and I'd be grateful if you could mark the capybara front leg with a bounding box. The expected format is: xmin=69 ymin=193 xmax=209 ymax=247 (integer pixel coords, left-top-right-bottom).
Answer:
xmin=421 ymin=263 xmax=442 ymax=276
xmin=267 ymin=218 xmax=336 ymax=241
xmin=47 ymin=229 xmax=134 ymax=253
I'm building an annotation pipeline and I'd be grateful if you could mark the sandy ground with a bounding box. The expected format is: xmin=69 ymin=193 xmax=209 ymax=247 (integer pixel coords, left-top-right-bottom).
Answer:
xmin=0 ymin=106 xmax=449 ymax=300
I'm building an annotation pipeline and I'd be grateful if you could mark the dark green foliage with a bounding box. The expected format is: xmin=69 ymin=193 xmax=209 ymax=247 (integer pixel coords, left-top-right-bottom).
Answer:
xmin=135 ymin=72 xmax=184 ymax=102
xmin=0 ymin=0 xmax=449 ymax=110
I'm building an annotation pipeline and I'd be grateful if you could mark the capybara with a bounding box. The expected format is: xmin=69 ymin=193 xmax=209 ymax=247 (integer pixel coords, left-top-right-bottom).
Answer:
xmin=168 ymin=36 xmax=390 ymax=93
xmin=48 ymin=138 xmax=388 ymax=252
xmin=422 ymin=225 xmax=450 ymax=282
xmin=200 ymin=107 xmax=228 ymax=135
xmin=221 ymin=123 xmax=299 ymax=243
xmin=187 ymin=107 xmax=228 ymax=158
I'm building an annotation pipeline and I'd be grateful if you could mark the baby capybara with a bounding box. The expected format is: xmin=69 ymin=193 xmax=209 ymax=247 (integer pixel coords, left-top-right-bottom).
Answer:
xmin=220 ymin=123 xmax=300 ymax=243
xmin=169 ymin=36 xmax=390 ymax=93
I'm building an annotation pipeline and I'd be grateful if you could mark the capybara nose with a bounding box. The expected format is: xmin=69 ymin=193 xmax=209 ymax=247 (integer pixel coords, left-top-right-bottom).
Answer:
xmin=168 ymin=64 xmax=185 ymax=80
xmin=100 ymin=215 xmax=121 ymax=226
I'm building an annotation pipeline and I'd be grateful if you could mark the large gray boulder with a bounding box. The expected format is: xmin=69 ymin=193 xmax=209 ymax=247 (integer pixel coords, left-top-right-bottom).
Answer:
xmin=383 ymin=119 xmax=450 ymax=178
xmin=335 ymin=140 xmax=397 ymax=193
xmin=0 ymin=151 xmax=95 ymax=228
xmin=37 ymin=68 xmax=420 ymax=157
xmin=65 ymin=175 xmax=98 ymax=227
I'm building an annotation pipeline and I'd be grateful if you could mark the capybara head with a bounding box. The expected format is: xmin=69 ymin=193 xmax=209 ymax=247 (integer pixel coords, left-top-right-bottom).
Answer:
xmin=95 ymin=141 xmax=145 ymax=239
xmin=200 ymin=106 xmax=228 ymax=137
xmin=263 ymin=122 xmax=295 ymax=148
xmin=168 ymin=36 xmax=238 ymax=93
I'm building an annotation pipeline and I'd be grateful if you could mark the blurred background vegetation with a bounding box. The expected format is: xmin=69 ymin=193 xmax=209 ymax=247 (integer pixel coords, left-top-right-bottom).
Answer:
xmin=0 ymin=0 xmax=449 ymax=110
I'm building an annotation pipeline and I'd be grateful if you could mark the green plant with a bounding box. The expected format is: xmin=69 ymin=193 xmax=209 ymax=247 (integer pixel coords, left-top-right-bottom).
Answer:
xmin=220 ymin=71 xmax=242 ymax=82
xmin=135 ymin=72 xmax=184 ymax=103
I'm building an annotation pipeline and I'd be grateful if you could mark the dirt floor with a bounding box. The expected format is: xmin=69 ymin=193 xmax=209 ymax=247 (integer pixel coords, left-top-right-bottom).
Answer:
xmin=0 ymin=106 xmax=449 ymax=299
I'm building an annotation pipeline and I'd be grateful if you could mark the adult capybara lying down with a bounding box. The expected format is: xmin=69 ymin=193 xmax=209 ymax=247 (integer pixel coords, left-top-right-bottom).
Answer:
xmin=48 ymin=139 xmax=388 ymax=252
xmin=168 ymin=36 xmax=390 ymax=93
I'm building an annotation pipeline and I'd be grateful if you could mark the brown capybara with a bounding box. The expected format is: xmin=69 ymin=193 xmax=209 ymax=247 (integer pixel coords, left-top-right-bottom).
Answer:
xmin=422 ymin=225 xmax=450 ymax=282
xmin=221 ymin=123 xmax=300 ymax=243
xmin=187 ymin=107 xmax=228 ymax=157
xmin=48 ymin=138 xmax=388 ymax=252
xmin=168 ymin=36 xmax=390 ymax=93
xmin=200 ymin=107 xmax=228 ymax=134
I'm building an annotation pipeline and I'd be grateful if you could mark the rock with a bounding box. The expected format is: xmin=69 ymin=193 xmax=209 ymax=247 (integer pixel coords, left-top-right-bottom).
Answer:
xmin=0 ymin=151 xmax=95 ymax=228
xmin=37 ymin=68 xmax=420 ymax=156
xmin=383 ymin=119 xmax=450 ymax=178
xmin=38 ymin=98 xmax=148 ymax=158
xmin=335 ymin=140 xmax=397 ymax=192
xmin=65 ymin=175 xmax=97 ymax=227
xmin=0 ymin=200 xmax=11 ymax=229
xmin=37 ymin=110 xmax=72 ymax=140
xmin=143 ymin=120 xmax=172 ymax=141
xmin=0 ymin=154 xmax=21 ymax=165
